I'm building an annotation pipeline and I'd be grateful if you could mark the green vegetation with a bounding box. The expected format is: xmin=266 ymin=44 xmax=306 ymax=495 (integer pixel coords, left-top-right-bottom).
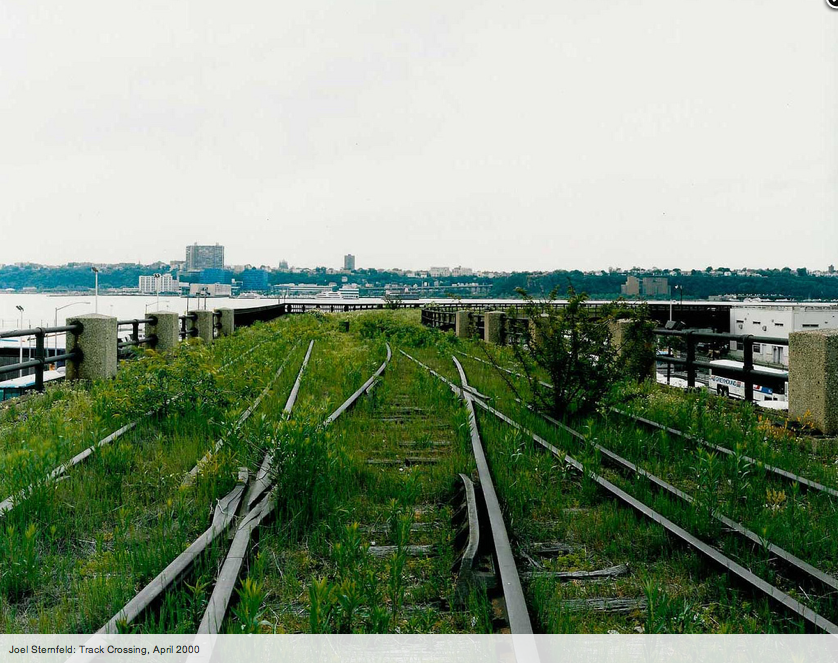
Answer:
xmin=5 ymin=262 xmax=838 ymax=301
xmin=0 ymin=308 xmax=833 ymax=634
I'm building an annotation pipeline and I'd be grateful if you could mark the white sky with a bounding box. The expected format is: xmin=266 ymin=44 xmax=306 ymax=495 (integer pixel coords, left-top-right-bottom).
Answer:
xmin=0 ymin=1 xmax=835 ymax=272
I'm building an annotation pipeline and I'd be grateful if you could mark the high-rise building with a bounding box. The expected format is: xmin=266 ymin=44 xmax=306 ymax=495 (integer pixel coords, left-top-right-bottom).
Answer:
xmin=620 ymin=276 xmax=668 ymax=298
xmin=241 ymin=268 xmax=269 ymax=292
xmin=186 ymin=243 xmax=225 ymax=271
xmin=620 ymin=276 xmax=640 ymax=297
xmin=139 ymin=274 xmax=177 ymax=294
xmin=344 ymin=254 xmax=356 ymax=271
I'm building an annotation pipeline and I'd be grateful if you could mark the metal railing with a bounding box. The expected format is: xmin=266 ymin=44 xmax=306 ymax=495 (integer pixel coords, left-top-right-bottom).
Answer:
xmin=422 ymin=308 xmax=531 ymax=344
xmin=179 ymin=313 xmax=198 ymax=339
xmin=423 ymin=301 xmax=731 ymax=331
xmin=0 ymin=324 xmax=82 ymax=392
xmin=420 ymin=308 xmax=457 ymax=331
xmin=654 ymin=329 xmax=788 ymax=403
xmin=116 ymin=317 xmax=157 ymax=354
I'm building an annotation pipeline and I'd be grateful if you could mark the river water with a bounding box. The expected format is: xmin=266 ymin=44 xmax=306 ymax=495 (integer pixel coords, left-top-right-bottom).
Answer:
xmin=0 ymin=293 xmax=368 ymax=330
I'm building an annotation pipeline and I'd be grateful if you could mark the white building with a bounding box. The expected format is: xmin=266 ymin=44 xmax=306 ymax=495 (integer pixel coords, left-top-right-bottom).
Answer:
xmin=339 ymin=285 xmax=360 ymax=299
xmin=189 ymin=283 xmax=232 ymax=297
xmin=139 ymin=274 xmax=177 ymax=294
xmin=429 ymin=266 xmax=451 ymax=277
xmin=729 ymin=304 xmax=838 ymax=367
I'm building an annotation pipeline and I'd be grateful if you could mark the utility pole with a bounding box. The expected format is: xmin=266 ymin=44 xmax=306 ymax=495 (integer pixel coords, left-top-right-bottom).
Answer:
xmin=154 ymin=272 xmax=162 ymax=312
xmin=15 ymin=305 xmax=24 ymax=378
xmin=91 ymin=267 xmax=100 ymax=313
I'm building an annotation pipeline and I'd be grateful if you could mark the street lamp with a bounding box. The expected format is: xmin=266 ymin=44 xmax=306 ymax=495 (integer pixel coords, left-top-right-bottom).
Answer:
xmin=15 ymin=305 xmax=24 ymax=378
xmin=91 ymin=267 xmax=100 ymax=313
xmin=154 ymin=272 xmax=162 ymax=312
xmin=54 ymin=301 xmax=90 ymax=352
xmin=673 ymin=285 xmax=684 ymax=312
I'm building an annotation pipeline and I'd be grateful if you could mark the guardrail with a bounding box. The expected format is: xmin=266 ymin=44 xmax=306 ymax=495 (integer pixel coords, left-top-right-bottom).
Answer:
xmin=654 ymin=329 xmax=788 ymax=403
xmin=422 ymin=308 xmax=529 ymax=345
xmin=0 ymin=324 xmax=82 ymax=391
xmin=422 ymin=301 xmax=731 ymax=331
xmin=116 ymin=317 xmax=157 ymax=355
xmin=420 ymin=308 xmax=457 ymax=331
xmin=179 ymin=313 xmax=198 ymax=340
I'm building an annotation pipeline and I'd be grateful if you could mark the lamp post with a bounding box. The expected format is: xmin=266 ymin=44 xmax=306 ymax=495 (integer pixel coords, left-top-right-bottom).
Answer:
xmin=91 ymin=267 xmax=100 ymax=313
xmin=674 ymin=285 xmax=684 ymax=313
xmin=54 ymin=301 xmax=90 ymax=352
xmin=15 ymin=305 xmax=24 ymax=378
xmin=154 ymin=273 xmax=162 ymax=312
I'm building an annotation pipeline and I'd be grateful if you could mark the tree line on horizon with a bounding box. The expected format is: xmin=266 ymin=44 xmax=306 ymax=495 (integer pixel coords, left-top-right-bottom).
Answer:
xmin=2 ymin=263 xmax=838 ymax=301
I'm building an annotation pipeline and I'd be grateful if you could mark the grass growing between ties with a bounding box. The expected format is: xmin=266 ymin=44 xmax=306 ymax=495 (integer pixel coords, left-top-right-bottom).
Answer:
xmin=1 ymin=308 xmax=831 ymax=634
xmin=225 ymin=326 xmax=479 ymax=634
xmin=0 ymin=317 xmax=321 ymax=633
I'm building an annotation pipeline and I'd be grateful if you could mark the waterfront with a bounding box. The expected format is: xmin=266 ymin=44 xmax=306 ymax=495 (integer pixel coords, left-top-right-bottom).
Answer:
xmin=0 ymin=293 xmax=377 ymax=330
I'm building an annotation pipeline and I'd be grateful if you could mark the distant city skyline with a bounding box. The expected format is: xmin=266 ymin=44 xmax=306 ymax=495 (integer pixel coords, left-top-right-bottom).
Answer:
xmin=0 ymin=2 xmax=834 ymax=271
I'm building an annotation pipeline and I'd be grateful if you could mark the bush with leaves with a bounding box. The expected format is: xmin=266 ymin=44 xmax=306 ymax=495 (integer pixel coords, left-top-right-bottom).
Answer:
xmin=504 ymin=286 xmax=653 ymax=418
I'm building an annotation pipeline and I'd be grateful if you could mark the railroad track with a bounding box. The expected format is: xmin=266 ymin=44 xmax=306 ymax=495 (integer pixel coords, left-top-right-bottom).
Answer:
xmin=399 ymin=350 xmax=534 ymax=634
xmin=405 ymin=350 xmax=838 ymax=634
xmin=610 ymin=407 xmax=838 ymax=499
xmin=0 ymin=332 xmax=294 ymax=520
xmin=69 ymin=339 xmax=392 ymax=660
xmin=459 ymin=350 xmax=838 ymax=500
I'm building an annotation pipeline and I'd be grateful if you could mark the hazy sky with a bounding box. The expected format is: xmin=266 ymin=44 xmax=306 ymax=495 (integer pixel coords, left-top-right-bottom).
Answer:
xmin=1 ymin=1 xmax=835 ymax=272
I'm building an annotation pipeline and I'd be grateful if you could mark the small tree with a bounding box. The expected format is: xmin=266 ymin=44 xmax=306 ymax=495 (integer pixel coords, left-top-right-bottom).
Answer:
xmin=501 ymin=286 xmax=652 ymax=418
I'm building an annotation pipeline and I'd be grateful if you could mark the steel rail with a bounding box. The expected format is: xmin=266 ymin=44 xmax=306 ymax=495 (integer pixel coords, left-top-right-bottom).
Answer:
xmin=536 ymin=410 xmax=838 ymax=599
xmin=407 ymin=354 xmax=838 ymax=634
xmin=611 ymin=408 xmax=838 ymax=500
xmin=452 ymin=356 xmax=533 ymax=635
xmin=94 ymin=471 xmax=250 ymax=636
xmin=471 ymin=398 xmax=838 ymax=634
xmin=184 ymin=340 xmax=302 ymax=484
xmin=396 ymin=350 xmax=490 ymax=401
xmin=458 ymin=351 xmax=838 ymax=500
xmin=192 ymin=341 xmax=395 ymax=639
xmin=84 ymin=340 xmax=393 ymax=647
xmin=73 ymin=338 xmax=316 ymax=648
xmin=323 ymin=343 xmax=392 ymax=425
xmin=0 ymin=330 xmax=290 ymax=519
xmin=245 ymin=339 xmax=315 ymax=511
xmin=457 ymin=350 xmax=553 ymax=389
xmin=200 ymin=340 xmax=315 ymax=636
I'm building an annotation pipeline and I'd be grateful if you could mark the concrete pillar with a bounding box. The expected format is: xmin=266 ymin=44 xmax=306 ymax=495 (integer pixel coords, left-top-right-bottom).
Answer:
xmin=789 ymin=330 xmax=838 ymax=434
xmin=193 ymin=310 xmax=215 ymax=343
xmin=216 ymin=308 xmax=235 ymax=337
xmin=65 ymin=314 xmax=118 ymax=381
xmin=145 ymin=311 xmax=180 ymax=352
xmin=455 ymin=311 xmax=473 ymax=339
xmin=484 ymin=311 xmax=506 ymax=345
xmin=609 ymin=318 xmax=655 ymax=380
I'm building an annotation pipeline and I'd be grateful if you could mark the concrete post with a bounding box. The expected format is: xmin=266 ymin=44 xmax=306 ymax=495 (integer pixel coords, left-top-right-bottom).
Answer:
xmin=193 ymin=310 xmax=215 ymax=343
xmin=609 ymin=318 xmax=655 ymax=380
xmin=455 ymin=311 xmax=473 ymax=339
xmin=216 ymin=308 xmax=235 ymax=337
xmin=484 ymin=311 xmax=506 ymax=345
xmin=145 ymin=311 xmax=180 ymax=352
xmin=65 ymin=314 xmax=118 ymax=381
xmin=789 ymin=330 xmax=838 ymax=434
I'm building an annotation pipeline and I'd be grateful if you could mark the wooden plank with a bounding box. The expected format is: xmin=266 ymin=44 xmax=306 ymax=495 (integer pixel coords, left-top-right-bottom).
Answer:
xmin=521 ymin=564 xmax=629 ymax=581
xmin=559 ymin=597 xmax=647 ymax=613
xmin=367 ymin=545 xmax=436 ymax=558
